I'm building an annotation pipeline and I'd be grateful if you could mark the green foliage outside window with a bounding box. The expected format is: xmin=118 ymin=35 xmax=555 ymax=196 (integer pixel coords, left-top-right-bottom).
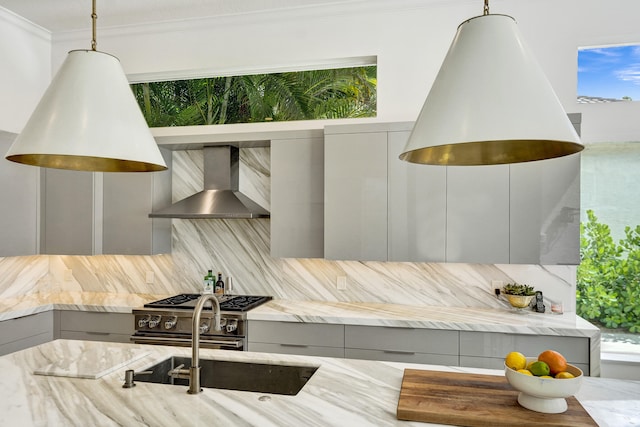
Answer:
xmin=577 ymin=210 xmax=640 ymax=333
xmin=130 ymin=66 xmax=377 ymax=127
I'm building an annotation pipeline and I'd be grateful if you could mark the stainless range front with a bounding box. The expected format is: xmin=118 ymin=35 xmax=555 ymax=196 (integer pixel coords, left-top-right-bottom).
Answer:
xmin=131 ymin=294 xmax=272 ymax=351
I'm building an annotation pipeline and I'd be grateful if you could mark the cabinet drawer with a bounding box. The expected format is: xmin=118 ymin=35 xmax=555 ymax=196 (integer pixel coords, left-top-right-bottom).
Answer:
xmin=460 ymin=332 xmax=589 ymax=364
xmin=0 ymin=331 xmax=53 ymax=356
xmin=345 ymin=325 xmax=458 ymax=355
xmin=345 ymin=348 xmax=458 ymax=366
xmin=248 ymin=321 xmax=344 ymax=348
xmin=59 ymin=311 xmax=134 ymax=335
xmin=248 ymin=342 xmax=344 ymax=358
xmin=0 ymin=311 xmax=53 ymax=345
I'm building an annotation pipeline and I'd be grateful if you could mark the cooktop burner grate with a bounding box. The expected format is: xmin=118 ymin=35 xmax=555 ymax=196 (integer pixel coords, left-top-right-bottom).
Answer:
xmin=144 ymin=294 xmax=272 ymax=312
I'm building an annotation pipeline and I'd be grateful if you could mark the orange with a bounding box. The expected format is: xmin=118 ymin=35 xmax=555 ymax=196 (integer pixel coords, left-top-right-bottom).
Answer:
xmin=555 ymin=371 xmax=575 ymax=379
xmin=538 ymin=350 xmax=568 ymax=375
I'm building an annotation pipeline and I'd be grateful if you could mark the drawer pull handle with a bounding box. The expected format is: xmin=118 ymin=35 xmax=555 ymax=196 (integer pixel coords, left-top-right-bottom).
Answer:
xmin=280 ymin=344 xmax=309 ymax=348
xmin=383 ymin=350 xmax=416 ymax=355
xmin=86 ymin=331 xmax=110 ymax=336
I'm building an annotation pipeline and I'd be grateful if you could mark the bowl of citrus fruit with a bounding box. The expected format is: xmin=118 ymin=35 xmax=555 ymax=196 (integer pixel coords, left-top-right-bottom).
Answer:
xmin=504 ymin=350 xmax=583 ymax=414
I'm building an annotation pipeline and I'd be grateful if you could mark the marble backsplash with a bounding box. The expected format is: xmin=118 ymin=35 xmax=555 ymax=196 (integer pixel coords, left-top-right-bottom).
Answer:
xmin=169 ymin=218 xmax=576 ymax=311
xmin=0 ymin=148 xmax=577 ymax=312
xmin=0 ymin=248 xmax=576 ymax=312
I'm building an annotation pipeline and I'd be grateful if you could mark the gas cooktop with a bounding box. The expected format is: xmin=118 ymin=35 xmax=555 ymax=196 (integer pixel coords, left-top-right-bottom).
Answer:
xmin=144 ymin=293 xmax=272 ymax=312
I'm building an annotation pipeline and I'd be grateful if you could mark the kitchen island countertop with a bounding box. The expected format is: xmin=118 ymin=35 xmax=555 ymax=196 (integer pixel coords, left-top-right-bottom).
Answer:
xmin=1 ymin=339 xmax=638 ymax=426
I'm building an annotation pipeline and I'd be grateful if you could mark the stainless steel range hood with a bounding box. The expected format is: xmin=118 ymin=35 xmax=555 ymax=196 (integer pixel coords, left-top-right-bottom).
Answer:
xmin=149 ymin=146 xmax=269 ymax=219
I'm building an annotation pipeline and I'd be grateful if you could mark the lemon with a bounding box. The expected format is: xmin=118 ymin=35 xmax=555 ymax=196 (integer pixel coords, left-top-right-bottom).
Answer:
xmin=529 ymin=361 xmax=551 ymax=376
xmin=517 ymin=369 xmax=533 ymax=376
xmin=505 ymin=352 xmax=527 ymax=371
xmin=539 ymin=375 xmax=554 ymax=379
xmin=555 ymin=371 xmax=575 ymax=379
xmin=526 ymin=360 xmax=536 ymax=371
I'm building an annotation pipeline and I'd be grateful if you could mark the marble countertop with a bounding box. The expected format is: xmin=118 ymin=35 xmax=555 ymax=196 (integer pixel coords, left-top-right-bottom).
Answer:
xmin=248 ymin=299 xmax=600 ymax=338
xmin=0 ymin=292 xmax=599 ymax=339
xmin=0 ymin=291 xmax=169 ymax=321
xmin=2 ymin=339 xmax=638 ymax=426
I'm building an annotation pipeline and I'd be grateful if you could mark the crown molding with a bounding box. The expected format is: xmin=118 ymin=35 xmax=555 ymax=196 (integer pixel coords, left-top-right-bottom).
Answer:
xmin=52 ymin=0 xmax=476 ymax=44
xmin=0 ymin=5 xmax=50 ymax=41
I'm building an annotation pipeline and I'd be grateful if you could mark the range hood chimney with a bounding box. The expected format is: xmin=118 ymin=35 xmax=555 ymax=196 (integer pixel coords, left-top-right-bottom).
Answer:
xmin=149 ymin=146 xmax=269 ymax=219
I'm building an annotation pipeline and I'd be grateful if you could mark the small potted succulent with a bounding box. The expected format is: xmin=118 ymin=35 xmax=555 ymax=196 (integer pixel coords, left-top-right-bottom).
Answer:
xmin=502 ymin=283 xmax=536 ymax=309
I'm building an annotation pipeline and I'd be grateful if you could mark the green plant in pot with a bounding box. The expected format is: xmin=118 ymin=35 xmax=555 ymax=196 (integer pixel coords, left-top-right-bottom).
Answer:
xmin=502 ymin=283 xmax=536 ymax=309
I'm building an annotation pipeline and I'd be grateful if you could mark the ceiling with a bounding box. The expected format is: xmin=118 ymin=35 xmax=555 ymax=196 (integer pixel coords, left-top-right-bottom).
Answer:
xmin=0 ymin=0 xmax=359 ymax=33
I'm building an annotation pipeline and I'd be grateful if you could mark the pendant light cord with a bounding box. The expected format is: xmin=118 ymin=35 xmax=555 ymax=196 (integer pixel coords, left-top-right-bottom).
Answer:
xmin=91 ymin=0 xmax=97 ymax=51
xmin=483 ymin=0 xmax=489 ymax=15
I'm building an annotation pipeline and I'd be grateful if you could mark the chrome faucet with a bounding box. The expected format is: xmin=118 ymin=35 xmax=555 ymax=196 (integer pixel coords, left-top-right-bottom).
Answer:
xmin=188 ymin=294 xmax=221 ymax=394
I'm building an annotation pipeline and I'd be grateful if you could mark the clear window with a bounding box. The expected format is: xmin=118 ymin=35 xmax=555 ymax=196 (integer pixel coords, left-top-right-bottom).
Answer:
xmin=579 ymin=142 xmax=640 ymax=350
xmin=130 ymin=66 xmax=377 ymax=127
xmin=578 ymin=44 xmax=640 ymax=103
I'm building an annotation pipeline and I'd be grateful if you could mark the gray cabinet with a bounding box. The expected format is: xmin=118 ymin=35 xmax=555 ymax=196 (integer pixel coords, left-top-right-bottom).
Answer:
xmin=388 ymin=131 xmax=447 ymax=262
xmin=40 ymin=168 xmax=94 ymax=255
xmin=344 ymin=325 xmax=459 ymax=365
xmin=459 ymin=331 xmax=590 ymax=375
xmin=247 ymin=319 xmax=591 ymax=374
xmin=0 ymin=311 xmax=54 ymax=356
xmin=102 ymin=154 xmax=172 ymax=255
xmin=446 ymin=165 xmax=510 ymax=263
xmin=0 ymin=132 xmax=38 ymax=256
xmin=270 ymin=137 xmax=324 ymax=258
xmin=55 ymin=311 xmax=134 ymax=344
xmin=324 ymin=130 xmax=388 ymax=261
xmin=40 ymin=148 xmax=171 ymax=255
xmin=510 ymin=154 xmax=581 ymax=264
xmin=248 ymin=320 xmax=344 ymax=357
xmin=323 ymin=121 xmax=580 ymax=265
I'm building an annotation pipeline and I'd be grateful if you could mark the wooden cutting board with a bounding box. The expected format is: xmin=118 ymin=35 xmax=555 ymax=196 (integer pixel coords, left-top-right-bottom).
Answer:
xmin=396 ymin=369 xmax=597 ymax=427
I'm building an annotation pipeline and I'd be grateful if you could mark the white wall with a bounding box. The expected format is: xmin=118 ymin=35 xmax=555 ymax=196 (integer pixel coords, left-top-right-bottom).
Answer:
xmin=48 ymin=0 xmax=640 ymax=143
xmin=0 ymin=7 xmax=50 ymax=133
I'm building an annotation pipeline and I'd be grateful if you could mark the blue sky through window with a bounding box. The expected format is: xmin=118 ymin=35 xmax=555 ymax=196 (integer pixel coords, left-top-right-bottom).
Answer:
xmin=578 ymin=44 xmax=640 ymax=101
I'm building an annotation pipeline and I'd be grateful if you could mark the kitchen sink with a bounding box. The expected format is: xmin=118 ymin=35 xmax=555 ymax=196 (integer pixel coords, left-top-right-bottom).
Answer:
xmin=135 ymin=356 xmax=318 ymax=395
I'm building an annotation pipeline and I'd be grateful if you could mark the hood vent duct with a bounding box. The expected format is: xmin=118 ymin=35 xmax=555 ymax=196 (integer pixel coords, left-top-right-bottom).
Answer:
xmin=149 ymin=146 xmax=269 ymax=219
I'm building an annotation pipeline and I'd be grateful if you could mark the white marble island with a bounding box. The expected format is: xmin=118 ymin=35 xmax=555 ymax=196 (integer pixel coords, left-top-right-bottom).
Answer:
xmin=2 ymin=339 xmax=639 ymax=427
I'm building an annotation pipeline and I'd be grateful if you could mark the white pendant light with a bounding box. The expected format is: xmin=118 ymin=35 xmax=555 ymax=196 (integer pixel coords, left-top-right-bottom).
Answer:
xmin=400 ymin=1 xmax=583 ymax=166
xmin=5 ymin=0 xmax=167 ymax=172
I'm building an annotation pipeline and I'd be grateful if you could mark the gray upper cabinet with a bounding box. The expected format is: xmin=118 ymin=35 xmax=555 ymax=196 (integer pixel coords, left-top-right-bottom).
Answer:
xmin=102 ymin=159 xmax=172 ymax=255
xmin=388 ymin=130 xmax=446 ymax=262
xmin=446 ymin=165 xmax=510 ymax=263
xmin=40 ymin=148 xmax=172 ymax=255
xmin=509 ymin=154 xmax=581 ymax=264
xmin=324 ymin=130 xmax=388 ymax=261
xmin=270 ymin=137 xmax=324 ymax=258
xmin=323 ymin=121 xmax=580 ymax=265
xmin=40 ymin=168 xmax=94 ymax=255
xmin=0 ymin=132 xmax=38 ymax=256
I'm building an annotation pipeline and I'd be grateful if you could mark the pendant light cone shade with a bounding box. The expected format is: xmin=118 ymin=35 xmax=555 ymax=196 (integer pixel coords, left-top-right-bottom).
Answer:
xmin=399 ymin=14 xmax=583 ymax=166
xmin=5 ymin=50 xmax=167 ymax=172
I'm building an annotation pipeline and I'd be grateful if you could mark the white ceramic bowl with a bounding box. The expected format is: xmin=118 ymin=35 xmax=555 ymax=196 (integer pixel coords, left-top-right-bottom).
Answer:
xmin=504 ymin=357 xmax=583 ymax=413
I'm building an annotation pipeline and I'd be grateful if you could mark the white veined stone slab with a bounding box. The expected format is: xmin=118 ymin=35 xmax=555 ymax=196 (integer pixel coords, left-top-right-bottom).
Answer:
xmin=34 ymin=342 xmax=149 ymax=379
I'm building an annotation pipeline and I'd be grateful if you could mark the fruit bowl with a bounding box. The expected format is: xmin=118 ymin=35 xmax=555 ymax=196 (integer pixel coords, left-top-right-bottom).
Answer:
xmin=504 ymin=357 xmax=583 ymax=414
